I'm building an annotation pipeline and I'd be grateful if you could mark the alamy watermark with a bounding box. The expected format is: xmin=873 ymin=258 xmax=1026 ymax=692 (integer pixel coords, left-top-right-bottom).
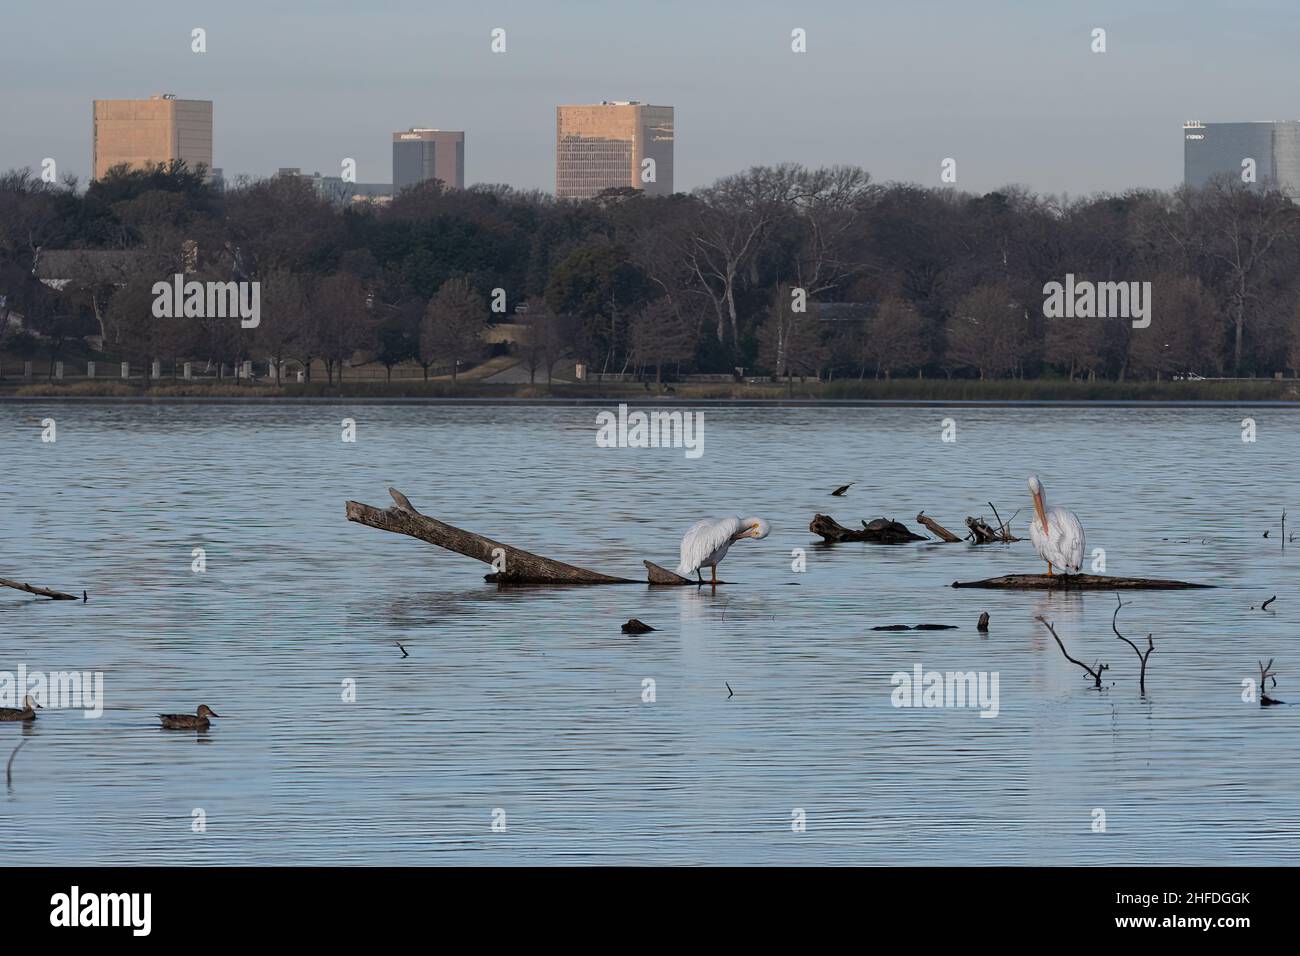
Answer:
xmin=595 ymin=403 xmax=704 ymax=459
xmin=152 ymin=274 xmax=261 ymax=328
xmin=1 ymin=665 xmax=104 ymax=717
xmin=1043 ymin=274 xmax=1150 ymax=329
xmin=890 ymin=664 xmax=1000 ymax=718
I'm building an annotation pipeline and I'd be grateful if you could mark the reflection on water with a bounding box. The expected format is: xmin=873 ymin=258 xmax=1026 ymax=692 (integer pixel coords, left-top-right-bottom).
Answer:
xmin=0 ymin=403 xmax=1297 ymax=864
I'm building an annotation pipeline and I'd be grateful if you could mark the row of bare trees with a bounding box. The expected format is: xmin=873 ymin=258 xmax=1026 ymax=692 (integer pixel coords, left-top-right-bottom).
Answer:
xmin=4 ymin=161 xmax=1300 ymax=383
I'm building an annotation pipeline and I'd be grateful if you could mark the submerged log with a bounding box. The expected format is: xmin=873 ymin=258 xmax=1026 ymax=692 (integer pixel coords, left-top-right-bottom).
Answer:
xmin=643 ymin=560 xmax=730 ymax=586
xmin=0 ymin=576 xmax=80 ymax=601
xmin=346 ymin=488 xmax=635 ymax=585
xmin=916 ymin=511 xmax=962 ymax=542
xmin=810 ymin=514 xmax=926 ymax=543
xmin=952 ymin=573 xmax=1212 ymax=590
xmin=871 ymin=624 xmax=958 ymax=631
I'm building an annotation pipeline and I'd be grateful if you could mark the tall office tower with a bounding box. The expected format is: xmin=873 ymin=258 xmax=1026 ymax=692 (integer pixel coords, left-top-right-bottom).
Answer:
xmin=92 ymin=94 xmax=213 ymax=180
xmin=555 ymin=101 xmax=674 ymax=199
xmin=392 ymin=128 xmax=465 ymax=192
xmin=1184 ymin=120 xmax=1300 ymax=196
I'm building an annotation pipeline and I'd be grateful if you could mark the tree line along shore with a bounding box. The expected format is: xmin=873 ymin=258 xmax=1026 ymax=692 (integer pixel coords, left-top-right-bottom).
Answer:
xmin=3 ymin=161 xmax=1300 ymax=394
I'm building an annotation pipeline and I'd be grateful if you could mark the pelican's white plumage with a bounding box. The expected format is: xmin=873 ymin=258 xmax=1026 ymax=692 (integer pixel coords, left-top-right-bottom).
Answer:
xmin=676 ymin=516 xmax=770 ymax=581
xmin=1027 ymin=474 xmax=1085 ymax=574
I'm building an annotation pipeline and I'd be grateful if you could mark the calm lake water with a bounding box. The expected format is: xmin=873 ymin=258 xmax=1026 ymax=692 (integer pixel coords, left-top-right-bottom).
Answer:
xmin=1 ymin=401 xmax=1296 ymax=865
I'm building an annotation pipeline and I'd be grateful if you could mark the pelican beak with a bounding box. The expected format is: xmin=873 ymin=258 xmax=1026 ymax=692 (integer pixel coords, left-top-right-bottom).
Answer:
xmin=1032 ymin=488 xmax=1048 ymax=533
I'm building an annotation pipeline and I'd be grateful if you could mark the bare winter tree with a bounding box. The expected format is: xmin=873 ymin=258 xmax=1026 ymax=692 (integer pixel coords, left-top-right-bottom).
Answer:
xmin=758 ymin=284 xmax=828 ymax=395
xmin=788 ymin=164 xmax=876 ymax=297
xmin=255 ymin=268 xmax=307 ymax=385
xmin=629 ymin=297 xmax=695 ymax=383
xmin=315 ymin=272 xmax=371 ymax=385
xmin=864 ymin=297 xmax=929 ymax=379
xmin=420 ymin=277 xmax=486 ymax=383
xmin=516 ymin=296 xmax=550 ymax=384
xmin=946 ymin=283 xmax=1032 ymax=379
xmin=1140 ymin=179 xmax=1300 ymax=373
xmin=1126 ymin=274 xmax=1224 ymax=379
xmin=686 ymin=165 xmax=799 ymax=346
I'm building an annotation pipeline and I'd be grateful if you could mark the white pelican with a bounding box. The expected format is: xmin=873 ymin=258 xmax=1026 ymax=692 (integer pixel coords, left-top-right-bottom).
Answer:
xmin=676 ymin=517 xmax=770 ymax=585
xmin=1027 ymin=474 xmax=1085 ymax=576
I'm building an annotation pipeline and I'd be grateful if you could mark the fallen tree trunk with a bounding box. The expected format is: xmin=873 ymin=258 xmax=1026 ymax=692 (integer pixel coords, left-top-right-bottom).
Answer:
xmin=0 ymin=576 xmax=80 ymax=601
xmin=643 ymin=560 xmax=729 ymax=586
xmin=811 ymin=514 xmax=926 ymax=543
xmin=952 ymin=573 xmax=1211 ymax=590
xmin=916 ymin=511 xmax=962 ymax=542
xmin=346 ymin=488 xmax=634 ymax=585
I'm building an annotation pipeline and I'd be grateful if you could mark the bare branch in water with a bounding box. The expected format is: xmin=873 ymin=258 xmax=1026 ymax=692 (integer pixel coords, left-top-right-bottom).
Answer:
xmin=1037 ymin=616 xmax=1108 ymax=688
xmin=1111 ymin=594 xmax=1155 ymax=696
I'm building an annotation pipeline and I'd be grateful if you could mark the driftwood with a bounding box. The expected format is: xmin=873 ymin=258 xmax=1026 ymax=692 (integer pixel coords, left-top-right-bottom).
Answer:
xmin=916 ymin=512 xmax=962 ymax=542
xmin=871 ymin=624 xmax=958 ymax=631
xmin=1037 ymin=616 xmax=1108 ymax=688
xmin=965 ymin=516 xmax=1019 ymax=544
xmin=953 ymin=573 xmax=1211 ymax=590
xmin=6 ymin=741 xmax=26 ymax=788
xmin=1112 ymin=595 xmax=1154 ymax=695
xmin=346 ymin=489 xmax=634 ymax=585
xmin=986 ymin=502 xmax=1019 ymax=541
xmin=643 ymin=560 xmax=729 ymax=586
xmin=0 ymin=576 xmax=80 ymax=601
xmin=622 ymin=618 xmax=655 ymax=633
xmin=810 ymin=514 xmax=926 ymax=543
xmin=1259 ymin=659 xmax=1284 ymax=706
xmin=977 ymin=612 xmax=990 ymax=632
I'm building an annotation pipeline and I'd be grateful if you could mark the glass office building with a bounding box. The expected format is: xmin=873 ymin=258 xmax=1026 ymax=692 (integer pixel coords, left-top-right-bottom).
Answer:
xmin=1184 ymin=120 xmax=1300 ymax=196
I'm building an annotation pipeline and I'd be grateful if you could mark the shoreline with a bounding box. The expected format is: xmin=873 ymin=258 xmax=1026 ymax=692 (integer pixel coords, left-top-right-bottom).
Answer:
xmin=2 ymin=394 xmax=1299 ymax=408
xmin=2 ymin=377 xmax=1297 ymax=406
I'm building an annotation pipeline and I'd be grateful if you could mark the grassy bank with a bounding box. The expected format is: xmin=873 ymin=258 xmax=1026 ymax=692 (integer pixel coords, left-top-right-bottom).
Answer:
xmin=3 ymin=377 xmax=1298 ymax=402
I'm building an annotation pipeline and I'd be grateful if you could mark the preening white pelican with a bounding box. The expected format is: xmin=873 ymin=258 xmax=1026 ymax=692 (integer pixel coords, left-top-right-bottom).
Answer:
xmin=1027 ymin=474 xmax=1085 ymax=575
xmin=676 ymin=516 xmax=770 ymax=585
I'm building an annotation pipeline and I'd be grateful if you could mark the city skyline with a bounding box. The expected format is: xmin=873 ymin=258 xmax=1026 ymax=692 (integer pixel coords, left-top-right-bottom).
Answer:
xmin=5 ymin=0 xmax=1300 ymax=196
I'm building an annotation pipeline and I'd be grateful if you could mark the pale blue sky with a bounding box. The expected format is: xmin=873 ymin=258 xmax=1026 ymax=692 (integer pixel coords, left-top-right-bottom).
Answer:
xmin=2 ymin=0 xmax=1297 ymax=194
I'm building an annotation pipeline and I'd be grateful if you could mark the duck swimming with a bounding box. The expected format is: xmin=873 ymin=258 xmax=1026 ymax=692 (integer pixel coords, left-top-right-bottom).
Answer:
xmin=158 ymin=704 xmax=221 ymax=730
xmin=0 ymin=695 xmax=40 ymax=721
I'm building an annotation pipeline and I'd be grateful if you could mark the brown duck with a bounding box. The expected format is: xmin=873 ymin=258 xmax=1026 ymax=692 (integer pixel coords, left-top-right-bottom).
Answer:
xmin=158 ymin=704 xmax=221 ymax=730
xmin=0 ymin=695 xmax=39 ymax=721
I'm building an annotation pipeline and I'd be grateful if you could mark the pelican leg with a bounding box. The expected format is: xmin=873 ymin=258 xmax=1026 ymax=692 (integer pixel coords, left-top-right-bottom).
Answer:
xmin=1047 ymin=562 xmax=1054 ymax=577
xmin=696 ymin=569 xmax=703 ymax=584
xmin=711 ymin=565 xmax=717 ymax=587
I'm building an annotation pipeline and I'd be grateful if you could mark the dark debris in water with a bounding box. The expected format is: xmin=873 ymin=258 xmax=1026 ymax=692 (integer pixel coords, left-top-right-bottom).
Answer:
xmin=872 ymin=624 xmax=959 ymax=631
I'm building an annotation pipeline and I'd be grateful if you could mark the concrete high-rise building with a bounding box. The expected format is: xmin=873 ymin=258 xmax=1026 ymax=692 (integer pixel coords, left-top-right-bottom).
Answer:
xmin=92 ymin=94 xmax=213 ymax=180
xmin=392 ymin=128 xmax=465 ymax=192
xmin=555 ymin=101 xmax=674 ymax=200
xmin=1184 ymin=120 xmax=1300 ymax=196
